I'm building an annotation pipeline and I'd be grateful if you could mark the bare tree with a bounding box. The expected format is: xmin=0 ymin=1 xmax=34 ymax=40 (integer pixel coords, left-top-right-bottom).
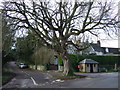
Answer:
xmin=2 ymin=0 xmax=119 ymax=76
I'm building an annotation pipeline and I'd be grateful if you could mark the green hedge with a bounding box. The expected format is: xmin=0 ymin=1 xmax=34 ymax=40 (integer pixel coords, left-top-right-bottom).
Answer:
xmin=2 ymin=51 xmax=15 ymax=66
xmin=68 ymin=54 xmax=120 ymax=71
xmin=58 ymin=56 xmax=63 ymax=66
xmin=57 ymin=54 xmax=120 ymax=71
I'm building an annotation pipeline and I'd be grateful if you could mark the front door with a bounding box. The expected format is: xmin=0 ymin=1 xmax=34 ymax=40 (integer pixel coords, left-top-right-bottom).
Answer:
xmin=90 ymin=64 xmax=93 ymax=72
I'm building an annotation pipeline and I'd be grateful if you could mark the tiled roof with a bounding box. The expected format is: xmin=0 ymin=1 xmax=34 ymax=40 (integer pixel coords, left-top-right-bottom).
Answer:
xmin=102 ymin=47 xmax=120 ymax=54
xmin=91 ymin=44 xmax=105 ymax=53
xmin=90 ymin=43 xmax=120 ymax=54
xmin=79 ymin=59 xmax=98 ymax=64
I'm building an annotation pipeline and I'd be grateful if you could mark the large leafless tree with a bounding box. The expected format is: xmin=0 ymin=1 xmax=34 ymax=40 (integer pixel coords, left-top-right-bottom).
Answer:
xmin=2 ymin=0 xmax=119 ymax=76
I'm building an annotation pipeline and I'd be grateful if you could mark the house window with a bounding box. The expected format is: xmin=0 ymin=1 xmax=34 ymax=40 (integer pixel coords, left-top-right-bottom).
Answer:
xmin=119 ymin=49 xmax=120 ymax=52
xmin=105 ymin=48 xmax=109 ymax=53
xmin=94 ymin=64 xmax=96 ymax=67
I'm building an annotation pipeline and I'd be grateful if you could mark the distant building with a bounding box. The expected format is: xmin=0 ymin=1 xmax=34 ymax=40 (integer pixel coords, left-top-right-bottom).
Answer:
xmin=102 ymin=47 xmax=120 ymax=55
xmin=67 ymin=40 xmax=120 ymax=55
xmin=82 ymin=41 xmax=104 ymax=55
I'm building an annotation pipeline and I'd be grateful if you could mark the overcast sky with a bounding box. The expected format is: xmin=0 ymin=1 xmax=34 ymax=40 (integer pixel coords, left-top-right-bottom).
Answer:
xmin=0 ymin=0 xmax=120 ymax=48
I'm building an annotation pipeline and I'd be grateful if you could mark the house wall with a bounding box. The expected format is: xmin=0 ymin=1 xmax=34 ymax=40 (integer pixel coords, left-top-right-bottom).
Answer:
xmin=80 ymin=63 xmax=98 ymax=72
xmin=29 ymin=65 xmax=46 ymax=71
xmin=96 ymin=52 xmax=103 ymax=55
xmin=80 ymin=64 xmax=86 ymax=72
xmin=87 ymin=64 xmax=98 ymax=72
xmin=85 ymin=64 xmax=90 ymax=72
xmin=93 ymin=64 xmax=98 ymax=72
xmin=82 ymin=46 xmax=103 ymax=55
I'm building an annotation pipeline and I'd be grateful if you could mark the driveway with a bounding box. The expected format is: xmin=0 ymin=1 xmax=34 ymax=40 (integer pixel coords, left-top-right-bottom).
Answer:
xmin=2 ymin=61 xmax=119 ymax=88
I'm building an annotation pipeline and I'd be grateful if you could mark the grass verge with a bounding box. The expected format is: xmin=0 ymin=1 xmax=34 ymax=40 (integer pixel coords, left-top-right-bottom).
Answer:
xmin=107 ymin=69 xmax=120 ymax=72
xmin=2 ymin=68 xmax=16 ymax=85
xmin=52 ymin=74 xmax=86 ymax=80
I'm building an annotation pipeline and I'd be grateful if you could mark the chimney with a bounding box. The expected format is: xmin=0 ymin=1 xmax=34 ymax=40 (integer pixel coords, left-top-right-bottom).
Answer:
xmin=97 ymin=40 xmax=101 ymax=47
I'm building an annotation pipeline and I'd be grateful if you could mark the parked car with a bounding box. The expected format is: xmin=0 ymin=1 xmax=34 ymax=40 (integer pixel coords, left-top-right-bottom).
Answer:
xmin=19 ymin=63 xmax=29 ymax=69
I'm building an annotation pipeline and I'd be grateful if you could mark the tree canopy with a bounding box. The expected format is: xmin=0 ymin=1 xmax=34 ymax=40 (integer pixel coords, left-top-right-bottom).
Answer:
xmin=1 ymin=0 xmax=119 ymax=76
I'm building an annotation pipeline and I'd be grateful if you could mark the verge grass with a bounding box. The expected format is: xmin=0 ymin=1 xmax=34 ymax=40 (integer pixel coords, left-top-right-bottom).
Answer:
xmin=2 ymin=67 xmax=16 ymax=85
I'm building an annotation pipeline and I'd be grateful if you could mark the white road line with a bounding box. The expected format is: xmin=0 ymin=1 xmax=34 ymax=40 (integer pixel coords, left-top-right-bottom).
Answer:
xmin=24 ymin=72 xmax=30 ymax=76
xmin=23 ymin=71 xmax=38 ymax=85
xmin=30 ymin=77 xmax=38 ymax=85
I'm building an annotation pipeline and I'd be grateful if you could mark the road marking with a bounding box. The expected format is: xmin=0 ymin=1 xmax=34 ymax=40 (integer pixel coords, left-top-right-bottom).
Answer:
xmin=25 ymin=72 xmax=30 ymax=76
xmin=31 ymin=77 xmax=38 ymax=85
xmin=23 ymin=71 xmax=38 ymax=86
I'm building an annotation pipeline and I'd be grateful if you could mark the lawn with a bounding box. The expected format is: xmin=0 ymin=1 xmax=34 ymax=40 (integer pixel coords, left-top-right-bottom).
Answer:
xmin=52 ymin=74 xmax=86 ymax=80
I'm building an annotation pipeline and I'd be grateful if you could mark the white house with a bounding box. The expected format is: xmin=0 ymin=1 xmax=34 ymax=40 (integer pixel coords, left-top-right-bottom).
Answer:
xmin=67 ymin=40 xmax=120 ymax=55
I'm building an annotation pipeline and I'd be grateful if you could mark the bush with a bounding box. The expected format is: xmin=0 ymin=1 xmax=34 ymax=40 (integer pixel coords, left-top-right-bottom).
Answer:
xmin=2 ymin=51 xmax=15 ymax=66
xmin=68 ymin=54 xmax=120 ymax=72
xmin=58 ymin=56 xmax=63 ymax=66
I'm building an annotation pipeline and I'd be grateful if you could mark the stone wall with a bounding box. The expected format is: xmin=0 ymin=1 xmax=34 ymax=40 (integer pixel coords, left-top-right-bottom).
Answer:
xmin=29 ymin=65 xmax=46 ymax=71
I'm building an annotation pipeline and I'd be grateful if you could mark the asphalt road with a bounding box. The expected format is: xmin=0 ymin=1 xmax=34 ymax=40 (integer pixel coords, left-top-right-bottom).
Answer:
xmin=39 ymin=72 xmax=119 ymax=88
xmin=2 ymin=61 xmax=55 ymax=88
xmin=2 ymin=61 xmax=119 ymax=88
xmin=60 ymin=73 xmax=118 ymax=88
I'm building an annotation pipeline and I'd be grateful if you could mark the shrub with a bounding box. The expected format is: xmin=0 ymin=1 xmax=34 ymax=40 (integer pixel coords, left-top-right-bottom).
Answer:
xmin=68 ymin=54 xmax=120 ymax=71
xmin=58 ymin=56 xmax=63 ymax=66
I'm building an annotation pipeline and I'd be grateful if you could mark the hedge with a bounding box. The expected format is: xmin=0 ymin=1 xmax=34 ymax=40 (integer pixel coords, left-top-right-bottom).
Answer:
xmin=68 ymin=54 xmax=120 ymax=71
xmin=58 ymin=56 xmax=63 ymax=66
xmin=57 ymin=54 xmax=120 ymax=71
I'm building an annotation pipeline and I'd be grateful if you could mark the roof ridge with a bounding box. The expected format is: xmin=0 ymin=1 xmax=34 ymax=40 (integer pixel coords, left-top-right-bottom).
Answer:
xmin=79 ymin=59 xmax=98 ymax=64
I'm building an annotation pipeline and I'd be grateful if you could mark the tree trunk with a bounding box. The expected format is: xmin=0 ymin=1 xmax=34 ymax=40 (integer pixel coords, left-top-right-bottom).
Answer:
xmin=35 ymin=59 xmax=37 ymax=70
xmin=63 ymin=59 xmax=69 ymax=76
xmin=60 ymin=52 xmax=74 ymax=76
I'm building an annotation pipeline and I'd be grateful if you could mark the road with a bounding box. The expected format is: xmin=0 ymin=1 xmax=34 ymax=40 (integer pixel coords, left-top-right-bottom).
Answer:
xmin=54 ymin=73 xmax=118 ymax=88
xmin=40 ymin=72 xmax=119 ymax=88
xmin=2 ymin=61 xmax=119 ymax=88
xmin=2 ymin=61 xmax=55 ymax=88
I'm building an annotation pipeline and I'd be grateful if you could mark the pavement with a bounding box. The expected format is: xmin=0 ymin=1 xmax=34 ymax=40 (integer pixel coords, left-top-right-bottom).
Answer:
xmin=2 ymin=61 xmax=119 ymax=88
